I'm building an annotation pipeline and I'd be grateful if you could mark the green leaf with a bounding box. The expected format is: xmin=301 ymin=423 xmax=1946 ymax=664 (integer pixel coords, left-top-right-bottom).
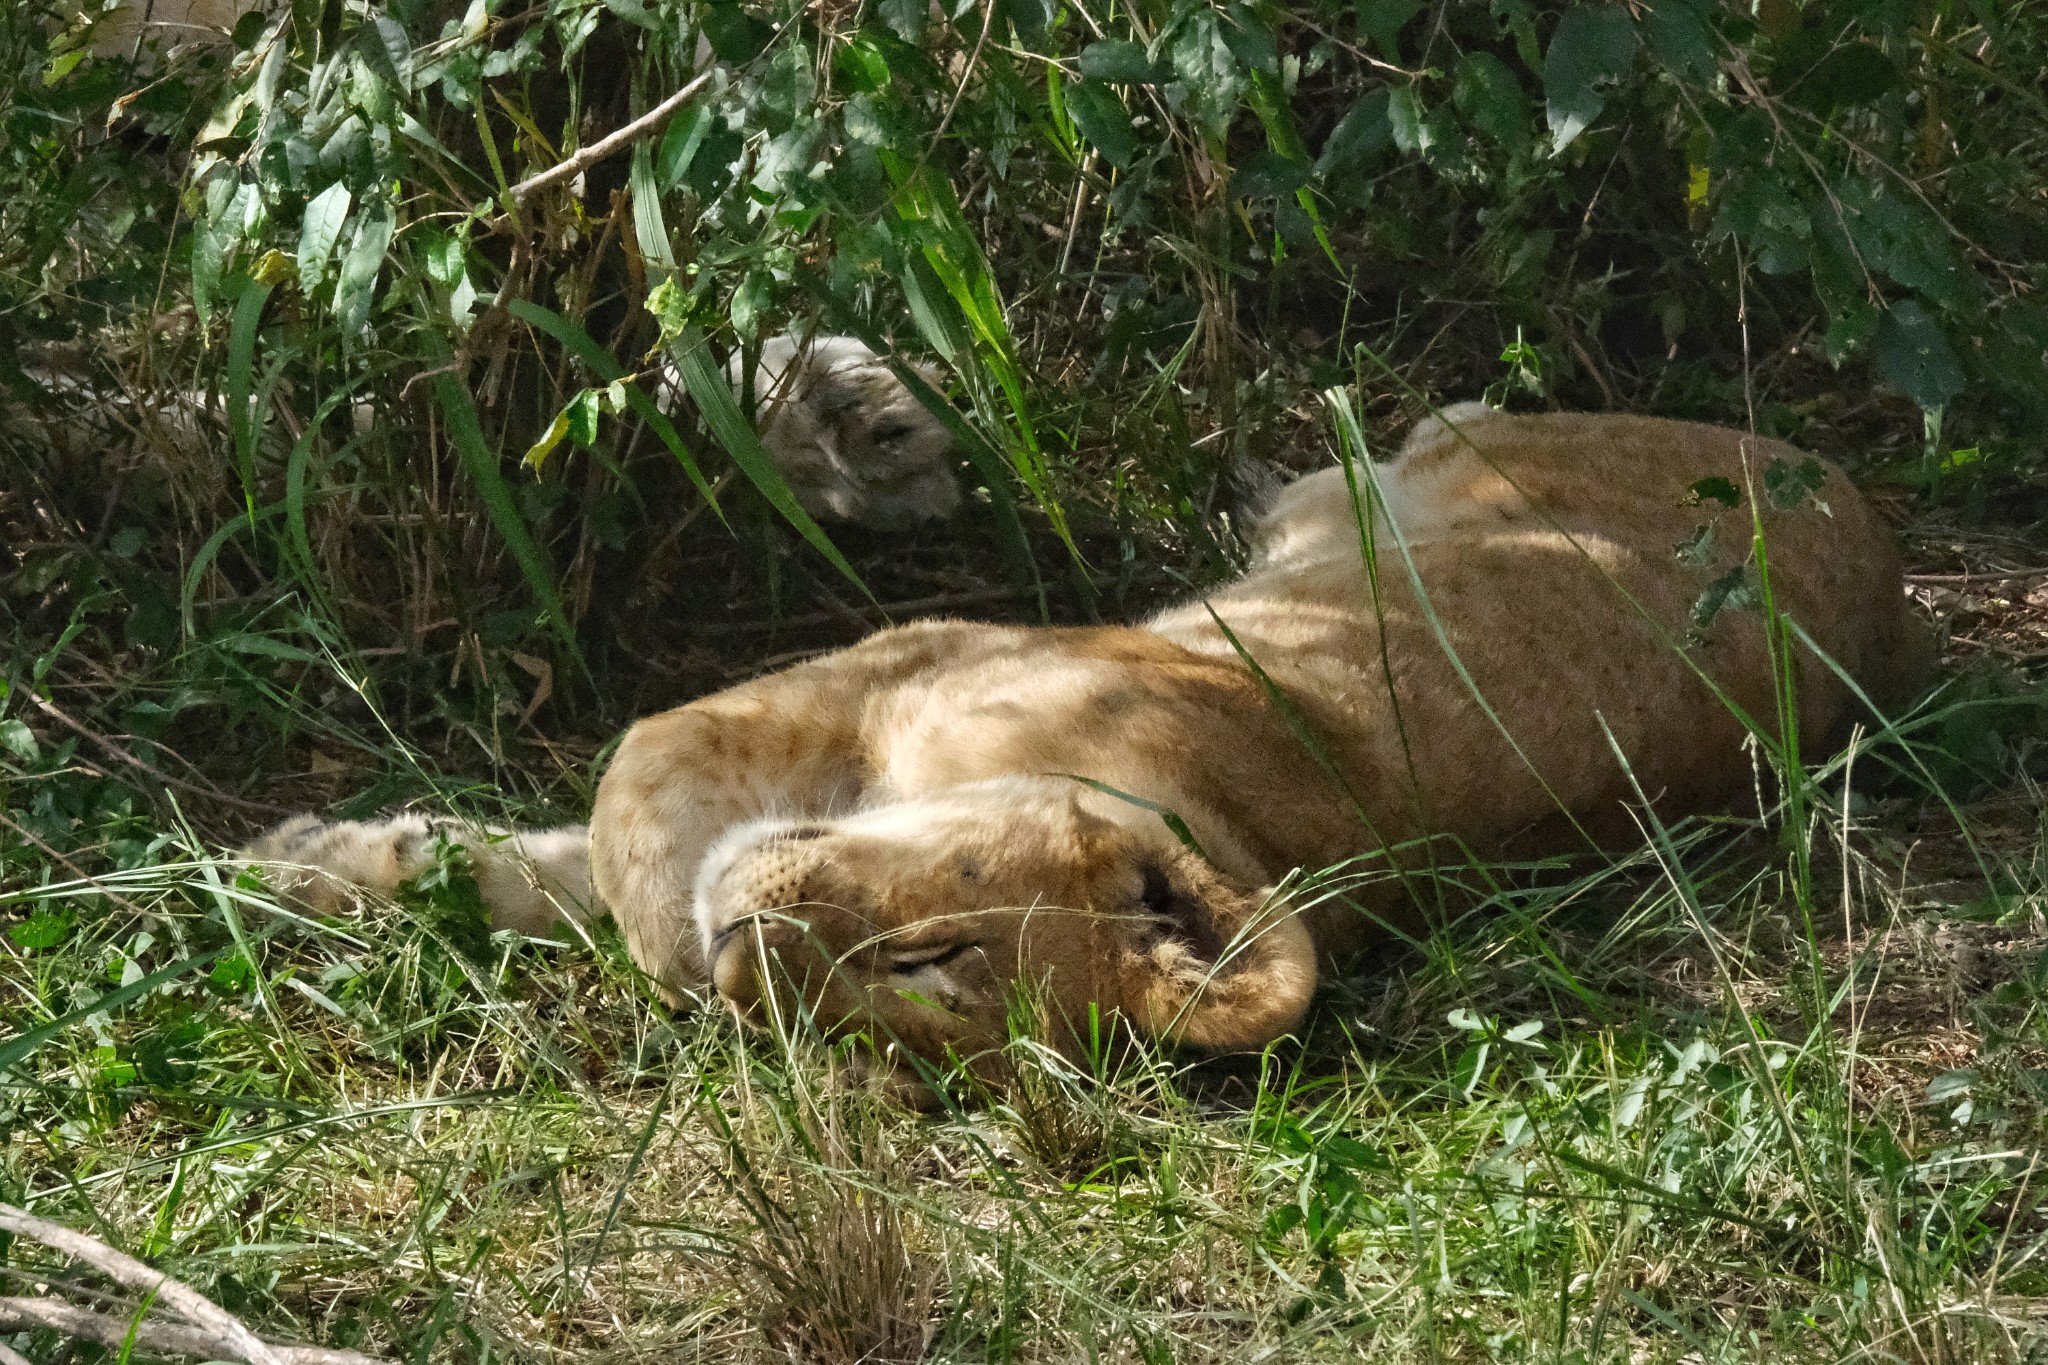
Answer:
xmin=0 ymin=942 xmax=244 ymax=1077
xmin=1387 ymin=86 xmax=1428 ymax=154
xmin=1359 ymin=0 xmax=1424 ymax=63
xmin=1453 ymin=52 xmax=1530 ymax=152
xmin=1230 ymin=150 xmax=1309 ymax=201
xmin=1874 ymin=299 xmax=1964 ymax=412
xmin=8 ymin=910 xmax=72 ymax=950
xmin=333 ymin=200 xmax=395 ymax=333
xmin=654 ymin=103 xmax=714 ymax=192
xmin=700 ymin=2 xmax=774 ymax=63
xmin=1077 ymin=39 xmax=1159 ymax=84
xmin=1063 ymin=79 xmax=1138 ymax=169
xmin=1544 ymin=6 xmax=1641 ymax=152
xmin=835 ymin=33 xmax=892 ymax=92
xmin=1684 ymin=476 xmax=1741 ymax=509
xmin=421 ymin=230 xmax=466 ymax=287
xmin=566 ymin=388 xmax=601 ymax=446
xmin=1824 ymin=299 xmax=1878 ymax=362
xmin=1673 ymin=522 xmax=1717 ymax=568
xmin=524 ymin=408 xmax=571 ymax=471
xmin=1641 ymin=0 xmax=1717 ymax=84
xmin=0 ymin=718 xmax=40 ymax=763
xmin=296 ymin=181 xmax=351 ymax=287
xmin=1690 ymin=563 xmax=1757 ymax=630
xmin=1313 ymin=89 xmax=1392 ymax=177
xmin=507 ymin=299 xmax=721 ymax=514
xmin=429 ymin=349 xmax=586 ymax=664
xmin=1763 ymin=456 xmax=1826 ymax=510
xmin=1792 ymin=42 xmax=1898 ymax=114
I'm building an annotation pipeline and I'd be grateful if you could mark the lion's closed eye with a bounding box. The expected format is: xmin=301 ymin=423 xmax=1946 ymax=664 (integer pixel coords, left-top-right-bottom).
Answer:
xmin=887 ymin=941 xmax=976 ymax=975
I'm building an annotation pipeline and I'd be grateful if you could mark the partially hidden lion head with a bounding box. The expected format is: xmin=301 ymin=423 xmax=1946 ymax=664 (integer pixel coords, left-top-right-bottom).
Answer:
xmin=689 ymin=778 xmax=1319 ymax=1077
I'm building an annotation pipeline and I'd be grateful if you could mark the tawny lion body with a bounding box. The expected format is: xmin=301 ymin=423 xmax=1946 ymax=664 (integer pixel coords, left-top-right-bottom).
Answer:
xmin=250 ymin=406 xmax=1930 ymax=1071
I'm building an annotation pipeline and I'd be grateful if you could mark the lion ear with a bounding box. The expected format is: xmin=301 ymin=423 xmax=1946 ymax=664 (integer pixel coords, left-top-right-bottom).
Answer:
xmin=1117 ymin=853 xmax=1317 ymax=1050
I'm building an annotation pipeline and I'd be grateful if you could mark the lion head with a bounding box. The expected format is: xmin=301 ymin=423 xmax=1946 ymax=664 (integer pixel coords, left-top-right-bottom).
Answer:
xmin=685 ymin=777 xmax=1320 ymax=1077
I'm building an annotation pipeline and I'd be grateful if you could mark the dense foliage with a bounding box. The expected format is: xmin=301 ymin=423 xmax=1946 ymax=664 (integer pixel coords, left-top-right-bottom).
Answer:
xmin=6 ymin=0 xmax=2045 ymax=719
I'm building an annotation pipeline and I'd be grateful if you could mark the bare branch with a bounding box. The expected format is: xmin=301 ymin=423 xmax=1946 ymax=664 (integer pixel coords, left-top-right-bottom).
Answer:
xmin=0 ymin=1297 xmax=391 ymax=1365
xmin=0 ymin=1205 xmax=284 ymax=1365
xmin=505 ymin=71 xmax=716 ymax=204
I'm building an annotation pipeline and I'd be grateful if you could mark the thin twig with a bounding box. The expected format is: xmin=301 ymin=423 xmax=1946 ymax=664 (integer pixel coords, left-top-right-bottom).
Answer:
xmin=25 ymin=695 xmax=284 ymax=816
xmin=504 ymin=70 xmax=716 ymax=203
xmin=0 ymin=808 xmax=158 ymax=922
xmin=1905 ymin=568 xmax=2048 ymax=587
xmin=0 ymin=1297 xmax=390 ymax=1365
xmin=0 ymin=1205 xmax=286 ymax=1365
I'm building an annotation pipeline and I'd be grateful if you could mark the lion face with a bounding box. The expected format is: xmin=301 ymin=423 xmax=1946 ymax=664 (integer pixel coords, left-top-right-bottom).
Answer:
xmin=692 ymin=778 xmax=1319 ymax=1072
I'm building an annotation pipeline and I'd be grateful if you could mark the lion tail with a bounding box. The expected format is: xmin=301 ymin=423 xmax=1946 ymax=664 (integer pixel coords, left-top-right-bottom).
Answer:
xmin=241 ymin=813 xmax=594 ymax=936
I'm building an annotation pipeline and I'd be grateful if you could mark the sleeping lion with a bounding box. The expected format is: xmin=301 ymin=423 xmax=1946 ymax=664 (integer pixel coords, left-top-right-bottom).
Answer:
xmin=248 ymin=404 xmax=1931 ymax=1078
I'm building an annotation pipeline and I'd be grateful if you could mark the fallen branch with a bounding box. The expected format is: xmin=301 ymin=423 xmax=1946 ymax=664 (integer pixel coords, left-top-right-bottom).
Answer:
xmin=0 ymin=1297 xmax=388 ymax=1365
xmin=0 ymin=1203 xmax=352 ymax=1365
xmin=505 ymin=70 xmax=715 ymax=203
xmin=0 ymin=1301 xmax=387 ymax=1365
xmin=1906 ymin=567 xmax=2048 ymax=588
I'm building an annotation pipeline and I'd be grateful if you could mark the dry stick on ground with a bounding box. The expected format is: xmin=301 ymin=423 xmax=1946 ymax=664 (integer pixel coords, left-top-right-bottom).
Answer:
xmin=0 ymin=1206 xmax=393 ymax=1365
xmin=0 ymin=1299 xmax=389 ymax=1365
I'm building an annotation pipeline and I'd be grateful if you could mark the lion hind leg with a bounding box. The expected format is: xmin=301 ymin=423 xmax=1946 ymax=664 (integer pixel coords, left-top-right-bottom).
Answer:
xmin=242 ymin=814 xmax=593 ymax=935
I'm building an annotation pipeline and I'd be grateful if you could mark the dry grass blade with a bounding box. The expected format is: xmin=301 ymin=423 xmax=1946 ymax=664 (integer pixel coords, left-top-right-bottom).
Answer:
xmin=727 ymin=1102 xmax=939 ymax=1364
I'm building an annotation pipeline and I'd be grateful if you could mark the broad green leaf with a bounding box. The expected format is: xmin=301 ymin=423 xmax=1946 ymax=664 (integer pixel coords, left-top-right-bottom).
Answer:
xmin=1690 ymin=563 xmax=1757 ymax=630
xmin=1230 ymin=150 xmax=1309 ymax=201
xmin=297 ymin=181 xmax=351 ymax=287
xmin=1685 ymin=476 xmax=1741 ymax=509
xmin=333 ymin=200 xmax=394 ymax=333
xmin=1063 ymin=79 xmax=1138 ymax=169
xmin=1454 ymin=52 xmax=1531 ymax=153
xmin=654 ymin=103 xmax=714 ymax=192
xmin=1544 ymin=6 xmax=1640 ymax=152
xmin=1387 ymin=86 xmax=1428 ymax=155
xmin=566 ymin=388 xmax=600 ymax=446
xmin=1763 ymin=456 xmax=1827 ymax=510
xmin=1874 ymin=298 xmax=1964 ymax=411
xmin=1793 ymin=42 xmax=1899 ymax=114
xmin=1314 ymin=89 xmax=1393 ymax=177
xmin=1359 ymin=0 xmax=1424 ymax=63
xmin=1078 ymin=39 xmax=1159 ymax=83
xmin=0 ymin=718 xmax=37 ymax=763
xmin=1642 ymin=0 xmax=1718 ymax=84
xmin=8 ymin=910 xmax=72 ymax=950
xmin=701 ymin=2 xmax=774 ymax=62
xmin=1673 ymin=522 xmax=1716 ymax=569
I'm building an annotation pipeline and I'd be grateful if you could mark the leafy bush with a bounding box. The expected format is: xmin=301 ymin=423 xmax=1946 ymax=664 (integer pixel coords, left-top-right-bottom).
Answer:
xmin=5 ymin=0 xmax=2045 ymax=731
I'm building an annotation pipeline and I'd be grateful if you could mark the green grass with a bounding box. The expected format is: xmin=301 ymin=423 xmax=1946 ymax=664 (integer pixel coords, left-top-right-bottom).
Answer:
xmin=5 ymin=683 xmax=2048 ymax=1362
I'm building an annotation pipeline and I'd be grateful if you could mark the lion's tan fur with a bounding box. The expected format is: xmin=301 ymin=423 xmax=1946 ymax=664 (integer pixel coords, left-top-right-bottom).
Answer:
xmin=249 ymin=408 xmax=1930 ymax=1070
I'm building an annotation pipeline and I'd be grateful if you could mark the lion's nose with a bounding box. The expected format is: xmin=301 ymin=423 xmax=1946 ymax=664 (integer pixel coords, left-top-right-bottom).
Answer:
xmin=699 ymin=837 xmax=876 ymax=1017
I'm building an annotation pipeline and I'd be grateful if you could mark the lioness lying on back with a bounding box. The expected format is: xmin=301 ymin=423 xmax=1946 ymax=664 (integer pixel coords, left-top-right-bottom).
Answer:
xmin=249 ymin=406 xmax=1930 ymax=1076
